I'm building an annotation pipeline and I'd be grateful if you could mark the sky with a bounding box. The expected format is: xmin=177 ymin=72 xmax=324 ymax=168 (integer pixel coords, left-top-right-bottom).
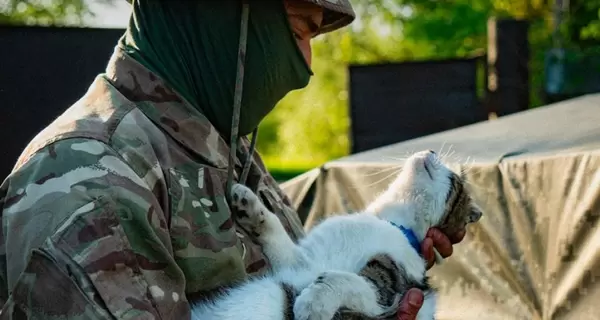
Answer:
xmin=86 ymin=0 xmax=130 ymax=28
xmin=83 ymin=1 xmax=392 ymax=37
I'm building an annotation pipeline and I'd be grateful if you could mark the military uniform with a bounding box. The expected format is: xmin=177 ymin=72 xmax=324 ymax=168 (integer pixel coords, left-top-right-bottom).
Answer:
xmin=0 ymin=49 xmax=306 ymax=319
xmin=0 ymin=1 xmax=355 ymax=319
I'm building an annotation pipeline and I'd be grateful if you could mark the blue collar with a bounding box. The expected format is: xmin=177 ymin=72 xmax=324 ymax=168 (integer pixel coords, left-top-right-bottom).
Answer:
xmin=388 ymin=221 xmax=421 ymax=254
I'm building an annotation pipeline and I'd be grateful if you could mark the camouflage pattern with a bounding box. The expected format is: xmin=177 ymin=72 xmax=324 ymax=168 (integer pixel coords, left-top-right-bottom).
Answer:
xmin=0 ymin=47 xmax=306 ymax=319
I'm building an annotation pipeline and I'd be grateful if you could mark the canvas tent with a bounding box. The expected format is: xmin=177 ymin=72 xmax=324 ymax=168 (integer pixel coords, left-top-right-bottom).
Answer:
xmin=280 ymin=94 xmax=600 ymax=320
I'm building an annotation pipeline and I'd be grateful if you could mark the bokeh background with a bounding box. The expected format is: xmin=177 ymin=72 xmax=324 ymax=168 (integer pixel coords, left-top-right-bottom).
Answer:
xmin=1 ymin=0 xmax=600 ymax=179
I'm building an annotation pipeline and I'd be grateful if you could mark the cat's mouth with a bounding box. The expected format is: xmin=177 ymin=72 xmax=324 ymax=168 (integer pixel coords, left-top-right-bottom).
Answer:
xmin=423 ymin=161 xmax=434 ymax=180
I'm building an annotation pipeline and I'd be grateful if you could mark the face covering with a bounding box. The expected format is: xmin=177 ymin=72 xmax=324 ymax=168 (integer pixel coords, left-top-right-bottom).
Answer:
xmin=120 ymin=0 xmax=313 ymax=137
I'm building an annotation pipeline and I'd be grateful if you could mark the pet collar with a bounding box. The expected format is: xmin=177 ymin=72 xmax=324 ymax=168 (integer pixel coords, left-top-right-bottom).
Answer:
xmin=388 ymin=221 xmax=421 ymax=254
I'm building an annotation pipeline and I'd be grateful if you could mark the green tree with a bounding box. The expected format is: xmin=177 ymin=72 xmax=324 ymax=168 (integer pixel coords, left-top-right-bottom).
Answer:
xmin=567 ymin=0 xmax=600 ymax=44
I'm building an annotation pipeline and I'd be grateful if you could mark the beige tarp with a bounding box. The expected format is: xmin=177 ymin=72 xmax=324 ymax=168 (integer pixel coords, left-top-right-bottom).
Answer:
xmin=281 ymin=94 xmax=600 ymax=320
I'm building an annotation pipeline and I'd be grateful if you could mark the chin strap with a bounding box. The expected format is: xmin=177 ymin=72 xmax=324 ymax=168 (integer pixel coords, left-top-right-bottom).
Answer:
xmin=226 ymin=0 xmax=250 ymax=203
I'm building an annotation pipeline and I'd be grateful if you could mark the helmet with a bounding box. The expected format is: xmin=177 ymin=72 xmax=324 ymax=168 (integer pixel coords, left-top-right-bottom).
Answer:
xmin=123 ymin=0 xmax=355 ymax=34
xmin=302 ymin=0 xmax=355 ymax=34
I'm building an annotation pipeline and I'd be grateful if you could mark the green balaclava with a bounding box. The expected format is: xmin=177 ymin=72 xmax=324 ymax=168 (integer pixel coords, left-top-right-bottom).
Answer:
xmin=120 ymin=0 xmax=313 ymax=138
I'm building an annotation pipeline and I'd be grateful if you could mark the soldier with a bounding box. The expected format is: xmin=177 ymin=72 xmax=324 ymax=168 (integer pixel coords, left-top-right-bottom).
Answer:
xmin=0 ymin=0 xmax=466 ymax=319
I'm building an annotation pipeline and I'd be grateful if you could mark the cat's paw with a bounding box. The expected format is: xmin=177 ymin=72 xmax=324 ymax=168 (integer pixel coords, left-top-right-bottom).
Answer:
xmin=294 ymin=271 xmax=387 ymax=320
xmin=293 ymin=292 xmax=338 ymax=320
xmin=230 ymin=183 xmax=259 ymax=211
xmin=293 ymin=274 xmax=341 ymax=320
xmin=230 ymin=183 xmax=267 ymax=235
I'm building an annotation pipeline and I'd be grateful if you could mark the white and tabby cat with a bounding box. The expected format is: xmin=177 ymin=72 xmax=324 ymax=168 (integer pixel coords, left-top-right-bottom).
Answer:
xmin=191 ymin=150 xmax=483 ymax=320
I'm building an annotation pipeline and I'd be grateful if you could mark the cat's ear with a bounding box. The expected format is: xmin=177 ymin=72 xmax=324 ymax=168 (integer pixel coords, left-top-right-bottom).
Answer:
xmin=468 ymin=205 xmax=483 ymax=223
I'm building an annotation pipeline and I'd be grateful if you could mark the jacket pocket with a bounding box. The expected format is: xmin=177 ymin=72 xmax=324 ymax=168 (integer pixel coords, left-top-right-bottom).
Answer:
xmin=1 ymin=247 xmax=114 ymax=320
xmin=46 ymin=196 xmax=180 ymax=320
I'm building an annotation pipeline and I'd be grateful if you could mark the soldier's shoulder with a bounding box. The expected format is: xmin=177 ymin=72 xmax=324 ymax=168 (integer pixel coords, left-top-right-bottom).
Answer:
xmin=13 ymin=76 xmax=134 ymax=170
xmin=13 ymin=75 xmax=170 ymax=175
xmin=3 ymin=138 xmax=118 ymax=201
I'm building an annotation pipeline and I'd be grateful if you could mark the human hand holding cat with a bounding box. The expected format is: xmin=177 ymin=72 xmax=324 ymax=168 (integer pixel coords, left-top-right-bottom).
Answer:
xmin=422 ymin=227 xmax=466 ymax=269
xmin=396 ymin=288 xmax=425 ymax=320
xmin=395 ymin=227 xmax=466 ymax=319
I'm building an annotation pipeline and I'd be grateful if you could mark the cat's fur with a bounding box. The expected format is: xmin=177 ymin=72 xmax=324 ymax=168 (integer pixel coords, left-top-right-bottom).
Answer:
xmin=190 ymin=150 xmax=483 ymax=320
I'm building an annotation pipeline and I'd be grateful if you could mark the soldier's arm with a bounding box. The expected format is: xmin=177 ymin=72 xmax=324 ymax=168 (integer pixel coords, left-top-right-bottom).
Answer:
xmin=0 ymin=138 xmax=187 ymax=319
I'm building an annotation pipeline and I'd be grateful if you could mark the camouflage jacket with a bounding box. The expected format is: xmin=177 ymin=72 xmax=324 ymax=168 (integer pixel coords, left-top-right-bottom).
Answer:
xmin=0 ymin=47 xmax=305 ymax=319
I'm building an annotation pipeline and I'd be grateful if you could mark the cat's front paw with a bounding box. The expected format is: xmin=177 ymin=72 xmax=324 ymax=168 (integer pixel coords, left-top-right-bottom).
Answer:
xmin=230 ymin=183 xmax=267 ymax=235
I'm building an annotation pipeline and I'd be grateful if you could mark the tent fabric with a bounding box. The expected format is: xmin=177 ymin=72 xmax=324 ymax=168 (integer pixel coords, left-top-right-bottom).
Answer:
xmin=280 ymin=94 xmax=600 ymax=320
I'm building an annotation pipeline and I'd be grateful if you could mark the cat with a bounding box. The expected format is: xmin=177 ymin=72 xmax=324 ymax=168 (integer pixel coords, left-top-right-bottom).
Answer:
xmin=190 ymin=150 xmax=483 ymax=320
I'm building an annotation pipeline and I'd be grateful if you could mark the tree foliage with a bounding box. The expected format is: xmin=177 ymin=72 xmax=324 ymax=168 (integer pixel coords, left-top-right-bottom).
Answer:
xmin=0 ymin=0 xmax=115 ymax=26
xmin=567 ymin=0 xmax=600 ymax=45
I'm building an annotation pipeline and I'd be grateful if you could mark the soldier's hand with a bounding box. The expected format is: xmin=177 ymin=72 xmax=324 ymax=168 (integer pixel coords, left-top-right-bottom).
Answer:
xmin=397 ymin=228 xmax=467 ymax=319
xmin=421 ymin=227 xmax=466 ymax=269
xmin=396 ymin=288 xmax=424 ymax=320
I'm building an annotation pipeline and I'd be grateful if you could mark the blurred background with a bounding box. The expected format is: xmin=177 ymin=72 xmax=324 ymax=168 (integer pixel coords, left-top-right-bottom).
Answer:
xmin=1 ymin=0 xmax=599 ymax=181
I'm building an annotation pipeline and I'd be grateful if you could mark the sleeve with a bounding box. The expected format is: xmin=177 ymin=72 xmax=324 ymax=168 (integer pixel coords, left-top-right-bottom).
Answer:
xmin=0 ymin=138 xmax=190 ymax=319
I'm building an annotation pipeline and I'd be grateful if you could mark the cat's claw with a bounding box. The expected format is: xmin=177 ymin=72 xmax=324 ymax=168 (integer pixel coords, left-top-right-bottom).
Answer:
xmin=230 ymin=183 xmax=267 ymax=234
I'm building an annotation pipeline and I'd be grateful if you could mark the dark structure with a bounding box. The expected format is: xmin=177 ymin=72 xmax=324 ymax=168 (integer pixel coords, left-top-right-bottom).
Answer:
xmin=0 ymin=26 xmax=124 ymax=180
xmin=348 ymin=18 xmax=532 ymax=154
xmin=486 ymin=18 xmax=530 ymax=116
xmin=348 ymin=56 xmax=487 ymax=154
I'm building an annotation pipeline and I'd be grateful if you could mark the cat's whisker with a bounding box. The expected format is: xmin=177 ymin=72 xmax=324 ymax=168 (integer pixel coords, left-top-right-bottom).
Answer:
xmin=439 ymin=142 xmax=447 ymax=157
xmin=462 ymin=156 xmax=473 ymax=166
xmin=440 ymin=144 xmax=454 ymax=160
xmin=351 ymin=169 xmax=402 ymax=189
xmin=468 ymin=158 xmax=477 ymax=167
xmin=455 ymin=157 xmax=470 ymax=170
xmin=462 ymin=163 xmax=484 ymax=176
xmin=439 ymin=152 xmax=449 ymax=163
xmin=446 ymin=150 xmax=456 ymax=160
xmin=358 ymin=165 xmax=404 ymax=178
xmin=388 ymin=151 xmax=413 ymax=163
xmin=382 ymin=156 xmax=409 ymax=162
xmin=462 ymin=178 xmax=497 ymax=195
xmin=446 ymin=148 xmax=455 ymax=160
xmin=460 ymin=167 xmax=471 ymax=175
xmin=461 ymin=167 xmax=477 ymax=177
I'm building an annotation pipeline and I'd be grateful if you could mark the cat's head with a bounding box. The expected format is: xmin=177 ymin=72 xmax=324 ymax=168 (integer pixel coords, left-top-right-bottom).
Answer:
xmin=385 ymin=150 xmax=483 ymax=236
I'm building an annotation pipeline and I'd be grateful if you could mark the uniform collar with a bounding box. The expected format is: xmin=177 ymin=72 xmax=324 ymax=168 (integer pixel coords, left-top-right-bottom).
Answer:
xmin=103 ymin=46 xmax=241 ymax=169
